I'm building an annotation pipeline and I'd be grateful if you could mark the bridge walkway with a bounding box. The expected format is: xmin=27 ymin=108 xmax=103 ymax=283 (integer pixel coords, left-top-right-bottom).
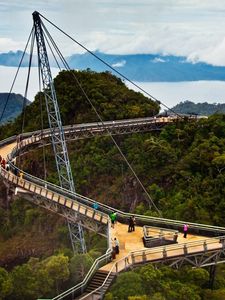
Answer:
xmin=0 ymin=131 xmax=225 ymax=300
xmin=100 ymin=221 xmax=214 ymax=271
xmin=0 ymin=139 xmax=222 ymax=255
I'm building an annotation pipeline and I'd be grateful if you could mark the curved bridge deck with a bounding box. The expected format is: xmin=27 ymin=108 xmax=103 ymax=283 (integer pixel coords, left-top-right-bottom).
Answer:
xmin=0 ymin=121 xmax=225 ymax=300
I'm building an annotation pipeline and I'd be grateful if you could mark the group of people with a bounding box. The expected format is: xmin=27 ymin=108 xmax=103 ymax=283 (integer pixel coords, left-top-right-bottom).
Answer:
xmin=110 ymin=212 xmax=137 ymax=233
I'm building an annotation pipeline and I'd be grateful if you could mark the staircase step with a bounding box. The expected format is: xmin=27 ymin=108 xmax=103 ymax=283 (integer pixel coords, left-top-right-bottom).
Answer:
xmin=74 ymin=271 xmax=116 ymax=299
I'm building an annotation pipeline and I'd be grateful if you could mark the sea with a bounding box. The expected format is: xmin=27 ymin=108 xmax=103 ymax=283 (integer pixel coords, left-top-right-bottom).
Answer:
xmin=1 ymin=66 xmax=225 ymax=111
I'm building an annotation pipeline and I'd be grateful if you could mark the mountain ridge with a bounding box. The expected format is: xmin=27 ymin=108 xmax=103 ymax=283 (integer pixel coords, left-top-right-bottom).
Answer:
xmin=170 ymin=100 xmax=225 ymax=116
xmin=2 ymin=50 xmax=225 ymax=82
xmin=0 ymin=93 xmax=30 ymax=124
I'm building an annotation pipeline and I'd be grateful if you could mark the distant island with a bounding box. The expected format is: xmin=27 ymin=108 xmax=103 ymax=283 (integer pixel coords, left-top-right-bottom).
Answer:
xmin=2 ymin=50 xmax=225 ymax=82
xmin=0 ymin=93 xmax=30 ymax=124
xmin=170 ymin=100 xmax=225 ymax=116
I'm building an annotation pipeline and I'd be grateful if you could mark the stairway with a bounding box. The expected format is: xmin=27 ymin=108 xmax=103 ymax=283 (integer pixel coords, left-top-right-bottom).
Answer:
xmin=75 ymin=270 xmax=116 ymax=300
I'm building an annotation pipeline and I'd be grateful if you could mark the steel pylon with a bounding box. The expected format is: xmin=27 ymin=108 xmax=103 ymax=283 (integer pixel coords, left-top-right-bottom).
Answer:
xmin=33 ymin=11 xmax=86 ymax=253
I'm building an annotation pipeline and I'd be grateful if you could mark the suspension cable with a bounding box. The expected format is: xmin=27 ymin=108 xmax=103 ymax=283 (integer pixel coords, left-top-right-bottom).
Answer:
xmin=0 ymin=27 xmax=34 ymax=124
xmin=41 ymin=23 xmax=162 ymax=216
xmin=43 ymin=29 xmax=62 ymax=70
xmin=21 ymin=28 xmax=35 ymax=135
xmin=39 ymin=12 xmax=182 ymax=118
xmin=38 ymin=59 xmax=47 ymax=181
xmin=17 ymin=28 xmax=35 ymax=169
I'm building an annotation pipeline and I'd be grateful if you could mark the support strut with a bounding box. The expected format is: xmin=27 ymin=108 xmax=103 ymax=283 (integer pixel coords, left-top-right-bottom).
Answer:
xmin=32 ymin=11 xmax=86 ymax=253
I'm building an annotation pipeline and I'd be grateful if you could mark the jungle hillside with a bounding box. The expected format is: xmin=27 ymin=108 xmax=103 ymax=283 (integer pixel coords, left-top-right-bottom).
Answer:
xmin=0 ymin=70 xmax=225 ymax=300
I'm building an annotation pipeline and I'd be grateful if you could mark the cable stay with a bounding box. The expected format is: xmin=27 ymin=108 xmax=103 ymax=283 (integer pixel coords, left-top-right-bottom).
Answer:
xmin=1 ymin=11 xmax=164 ymax=233
xmin=0 ymin=27 xmax=34 ymax=124
xmin=39 ymin=12 xmax=182 ymax=118
xmin=34 ymin=13 xmax=162 ymax=216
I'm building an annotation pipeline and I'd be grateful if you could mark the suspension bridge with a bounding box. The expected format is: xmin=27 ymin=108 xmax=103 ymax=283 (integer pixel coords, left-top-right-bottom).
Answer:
xmin=0 ymin=11 xmax=225 ymax=300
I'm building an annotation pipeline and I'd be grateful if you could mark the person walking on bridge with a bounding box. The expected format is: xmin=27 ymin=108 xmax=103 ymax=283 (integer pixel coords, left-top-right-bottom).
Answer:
xmin=128 ymin=216 xmax=136 ymax=232
xmin=1 ymin=158 xmax=6 ymax=169
xmin=110 ymin=212 xmax=117 ymax=228
xmin=113 ymin=237 xmax=120 ymax=254
xmin=183 ymin=224 xmax=189 ymax=238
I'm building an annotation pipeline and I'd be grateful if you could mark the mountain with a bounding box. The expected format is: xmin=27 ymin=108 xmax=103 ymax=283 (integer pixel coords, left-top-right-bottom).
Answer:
xmin=2 ymin=50 xmax=225 ymax=82
xmin=0 ymin=50 xmax=30 ymax=67
xmin=67 ymin=52 xmax=225 ymax=82
xmin=0 ymin=93 xmax=30 ymax=124
xmin=170 ymin=100 xmax=225 ymax=116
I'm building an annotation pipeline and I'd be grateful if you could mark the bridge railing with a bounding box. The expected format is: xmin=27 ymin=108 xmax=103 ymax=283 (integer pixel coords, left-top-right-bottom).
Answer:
xmin=51 ymin=248 xmax=112 ymax=300
xmin=143 ymin=225 xmax=179 ymax=247
xmin=5 ymin=133 xmax=225 ymax=238
xmin=76 ymin=235 xmax=225 ymax=300
xmin=143 ymin=225 xmax=178 ymax=238
xmin=7 ymin=150 xmax=225 ymax=239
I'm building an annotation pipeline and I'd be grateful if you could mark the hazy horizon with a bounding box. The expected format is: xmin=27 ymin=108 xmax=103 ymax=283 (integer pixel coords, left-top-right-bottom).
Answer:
xmin=126 ymin=80 xmax=225 ymax=110
xmin=0 ymin=66 xmax=225 ymax=111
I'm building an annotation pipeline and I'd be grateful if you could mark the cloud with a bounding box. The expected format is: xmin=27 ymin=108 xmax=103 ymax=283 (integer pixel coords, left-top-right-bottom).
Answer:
xmin=151 ymin=57 xmax=166 ymax=63
xmin=2 ymin=0 xmax=225 ymax=66
xmin=0 ymin=38 xmax=24 ymax=53
xmin=111 ymin=60 xmax=126 ymax=67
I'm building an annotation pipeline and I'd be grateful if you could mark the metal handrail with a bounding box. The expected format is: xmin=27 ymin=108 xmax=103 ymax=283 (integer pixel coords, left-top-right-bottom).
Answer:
xmin=6 ymin=134 xmax=225 ymax=235
xmin=51 ymin=248 xmax=112 ymax=300
xmin=1 ymin=124 xmax=225 ymax=300
xmin=76 ymin=235 xmax=224 ymax=300
xmin=4 ymin=135 xmax=225 ymax=237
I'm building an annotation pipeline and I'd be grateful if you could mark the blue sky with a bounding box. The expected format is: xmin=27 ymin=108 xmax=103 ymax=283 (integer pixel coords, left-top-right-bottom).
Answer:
xmin=1 ymin=0 xmax=225 ymax=66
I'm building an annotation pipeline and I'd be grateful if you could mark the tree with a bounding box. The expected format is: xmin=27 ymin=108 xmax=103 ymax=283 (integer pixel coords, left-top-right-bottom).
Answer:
xmin=44 ymin=254 xmax=69 ymax=294
xmin=109 ymin=272 xmax=144 ymax=300
xmin=0 ymin=267 xmax=12 ymax=300
xmin=69 ymin=253 xmax=94 ymax=284
xmin=10 ymin=264 xmax=38 ymax=300
xmin=139 ymin=264 xmax=162 ymax=294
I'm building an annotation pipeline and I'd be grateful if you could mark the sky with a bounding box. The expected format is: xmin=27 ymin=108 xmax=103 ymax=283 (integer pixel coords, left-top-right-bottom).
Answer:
xmin=1 ymin=0 xmax=225 ymax=66
xmin=1 ymin=1 xmax=225 ymax=106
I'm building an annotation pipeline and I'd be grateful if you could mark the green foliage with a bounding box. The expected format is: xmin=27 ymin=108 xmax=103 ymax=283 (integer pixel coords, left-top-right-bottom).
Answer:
xmin=108 ymin=264 xmax=209 ymax=300
xmin=44 ymin=254 xmax=70 ymax=294
xmin=69 ymin=253 xmax=94 ymax=284
xmin=139 ymin=264 xmax=162 ymax=294
xmin=109 ymin=272 xmax=144 ymax=300
xmin=128 ymin=296 xmax=149 ymax=300
xmin=8 ymin=254 xmax=70 ymax=300
xmin=0 ymin=267 xmax=12 ymax=299
xmin=10 ymin=264 xmax=38 ymax=300
xmin=0 ymin=70 xmax=159 ymax=140
xmin=171 ymin=100 xmax=225 ymax=116
xmin=2 ymin=70 xmax=225 ymax=299
xmin=203 ymin=288 xmax=225 ymax=300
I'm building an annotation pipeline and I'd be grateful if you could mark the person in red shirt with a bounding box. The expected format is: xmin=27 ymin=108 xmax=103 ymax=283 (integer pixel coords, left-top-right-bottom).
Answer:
xmin=1 ymin=158 xmax=6 ymax=169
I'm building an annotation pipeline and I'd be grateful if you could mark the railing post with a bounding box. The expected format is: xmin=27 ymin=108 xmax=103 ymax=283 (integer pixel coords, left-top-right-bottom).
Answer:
xmin=125 ymin=257 xmax=129 ymax=270
xmin=203 ymin=241 xmax=207 ymax=252
xmin=116 ymin=262 xmax=118 ymax=273
xmin=183 ymin=244 xmax=188 ymax=255
xmin=173 ymin=232 xmax=178 ymax=242
xmin=220 ymin=237 xmax=225 ymax=248
xmin=163 ymin=247 xmax=167 ymax=259
xmin=142 ymin=251 xmax=147 ymax=262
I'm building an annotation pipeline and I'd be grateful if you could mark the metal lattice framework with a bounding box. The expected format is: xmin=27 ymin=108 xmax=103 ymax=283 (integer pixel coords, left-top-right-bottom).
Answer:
xmin=32 ymin=11 xmax=86 ymax=253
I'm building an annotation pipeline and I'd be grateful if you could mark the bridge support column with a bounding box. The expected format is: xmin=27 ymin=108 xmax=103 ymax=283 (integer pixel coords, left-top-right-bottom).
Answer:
xmin=209 ymin=264 xmax=216 ymax=289
xmin=68 ymin=221 xmax=87 ymax=253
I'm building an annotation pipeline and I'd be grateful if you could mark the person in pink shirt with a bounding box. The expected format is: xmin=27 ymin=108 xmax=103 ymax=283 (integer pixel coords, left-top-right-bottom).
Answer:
xmin=183 ymin=224 xmax=189 ymax=238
